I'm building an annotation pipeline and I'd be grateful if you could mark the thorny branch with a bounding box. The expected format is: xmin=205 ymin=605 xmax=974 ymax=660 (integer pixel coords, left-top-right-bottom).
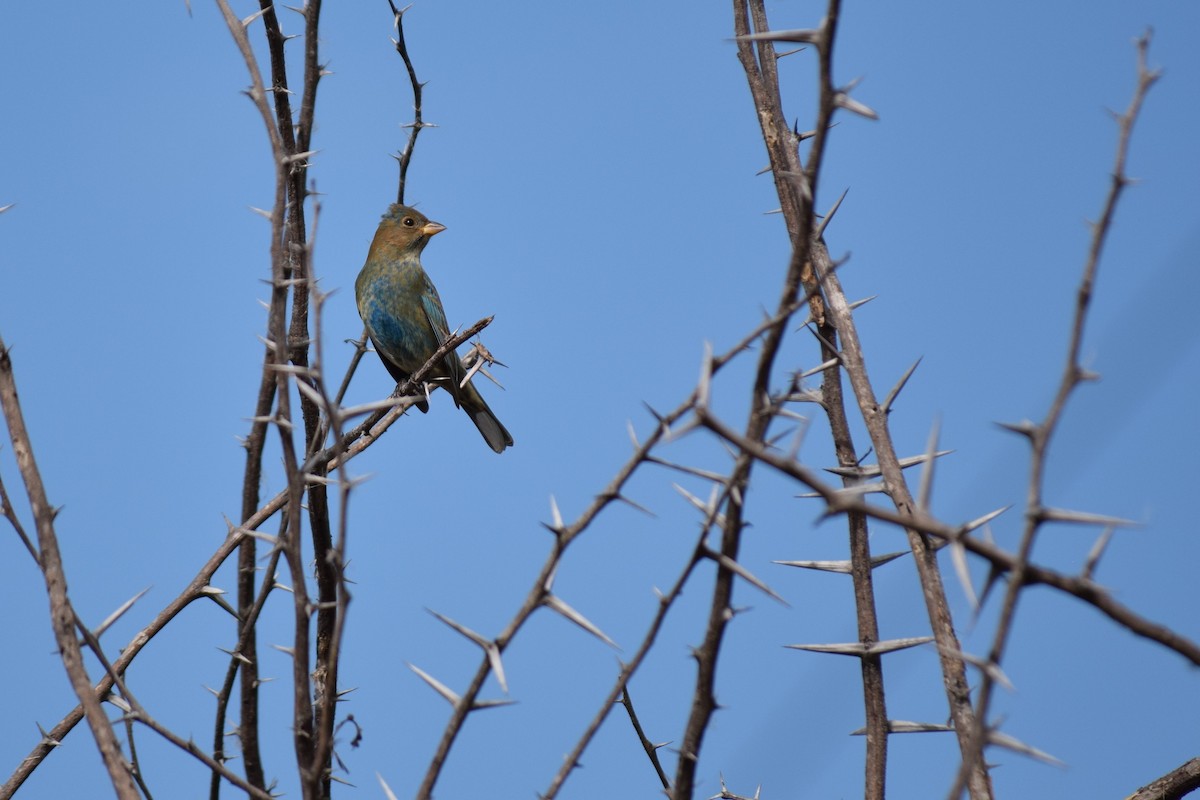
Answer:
xmin=0 ymin=339 xmax=139 ymax=799
xmin=949 ymin=31 xmax=1162 ymax=800
xmin=732 ymin=0 xmax=895 ymax=796
xmin=0 ymin=317 xmax=493 ymax=797
xmin=387 ymin=1 xmax=430 ymax=206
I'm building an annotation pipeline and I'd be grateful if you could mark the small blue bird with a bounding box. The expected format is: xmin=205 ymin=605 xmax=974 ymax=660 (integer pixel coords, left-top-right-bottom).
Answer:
xmin=355 ymin=204 xmax=513 ymax=453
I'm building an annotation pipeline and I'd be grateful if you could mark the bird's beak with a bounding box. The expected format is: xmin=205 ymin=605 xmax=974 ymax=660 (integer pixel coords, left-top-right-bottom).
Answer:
xmin=423 ymin=221 xmax=446 ymax=237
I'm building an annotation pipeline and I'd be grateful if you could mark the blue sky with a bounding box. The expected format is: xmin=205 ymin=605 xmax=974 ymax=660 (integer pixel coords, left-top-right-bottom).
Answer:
xmin=2 ymin=2 xmax=1199 ymax=798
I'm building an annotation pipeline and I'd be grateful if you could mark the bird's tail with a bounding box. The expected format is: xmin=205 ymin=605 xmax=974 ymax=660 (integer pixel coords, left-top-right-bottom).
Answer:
xmin=460 ymin=382 xmax=513 ymax=454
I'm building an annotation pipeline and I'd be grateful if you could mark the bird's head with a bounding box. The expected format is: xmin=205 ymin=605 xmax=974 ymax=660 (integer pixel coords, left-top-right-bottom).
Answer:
xmin=373 ymin=203 xmax=446 ymax=254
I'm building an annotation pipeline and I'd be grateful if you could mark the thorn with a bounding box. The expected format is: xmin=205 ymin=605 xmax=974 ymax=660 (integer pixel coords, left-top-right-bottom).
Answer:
xmin=949 ymin=538 xmax=978 ymax=612
xmin=937 ymin=644 xmax=1015 ymax=691
xmin=735 ymin=28 xmax=821 ymax=45
xmin=543 ymin=594 xmax=619 ymax=649
xmin=835 ymin=91 xmax=879 ymax=120
xmin=105 ymin=695 xmax=132 ymax=714
xmin=916 ymin=415 xmax=941 ymax=511
xmin=35 ymin=722 xmax=62 ymax=747
xmin=90 ymin=586 xmax=152 ymax=639
xmin=989 ymin=730 xmax=1066 ymax=767
xmin=962 ymin=505 xmax=1010 ymax=533
xmin=814 ymin=187 xmax=849 ymax=240
xmin=881 ymin=357 xmax=923 ymax=415
xmin=798 ymin=358 xmax=838 ymax=378
xmin=995 ymin=419 xmax=1038 ymax=439
xmin=426 ymin=609 xmax=509 ymax=693
xmin=672 ymin=483 xmax=727 ymax=529
xmin=217 ymin=647 xmax=253 ymax=666
xmin=774 ymin=549 xmax=907 ymax=573
xmin=1035 ymin=507 xmax=1140 ymax=528
xmin=824 ymin=450 xmax=952 ymax=478
xmin=240 ymin=7 xmax=268 ymax=28
xmin=544 ymin=495 xmax=565 ymax=535
xmin=702 ymin=547 xmax=788 ymax=605
xmin=407 ymin=663 xmax=461 ymax=706
xmin=615 ymin=493 xmax=656 ymax=518
xmin=1081 ymin=526 xmax=1115 ymax=581
xmin=377 ymin=774 xmax=401 ymax=800
xmin=471 ymin=697 xmax=517 ymax=711
xmin=850 ymin=720 xmax=953 ymax=735
xmin=697 ymin=341 xmax=714 ymax=409
xmin=785 ymin=636 xmax=933 ymax=656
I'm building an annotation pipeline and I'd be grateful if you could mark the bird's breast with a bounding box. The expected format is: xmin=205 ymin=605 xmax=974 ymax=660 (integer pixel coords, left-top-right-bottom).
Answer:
xmin=355 ymin=266 xmax=439 ymax=373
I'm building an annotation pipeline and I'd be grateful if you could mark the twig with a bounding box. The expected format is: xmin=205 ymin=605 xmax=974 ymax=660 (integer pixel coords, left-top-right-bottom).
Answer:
xmin=949 ymin=31 xmax=1161 ymax=800
xmin=619 ymin=687 xmax=671 ymax=790
xmin=387 ymin=1 xmax=428 ymax=205
xmin=0 ymin=338 xmax=138 ymax=799
xmin=1125 ymin=757 xmax=1200 ymax=800
xmin=696 ymin=409 xmax=1200 ymax=666
xmin=2 ymin=313 xmax=491 ymax=797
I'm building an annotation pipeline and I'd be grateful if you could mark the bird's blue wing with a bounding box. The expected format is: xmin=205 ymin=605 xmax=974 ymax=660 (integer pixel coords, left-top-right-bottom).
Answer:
xmin=419 ymin=279 xmax=452 ymax=342
xmin=420 ymin=280 xmax=467 ymax=403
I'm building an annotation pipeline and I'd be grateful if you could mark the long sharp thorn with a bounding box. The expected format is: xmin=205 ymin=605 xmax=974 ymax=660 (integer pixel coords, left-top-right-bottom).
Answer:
xmin=937 ymin=644 xmax=1014 ymax=691
xmin=882 ymin=357 xmax=923 ymax=415
xmin=989 ymin=731 xmax=1065 ymax=767
xmin=916 ymin=416 xmax=941 ymax=511
xmin=850 ymin=720 xmax=953 ymax=735
xmin=485 ymin=644 xmax=509 ymax=694
xmin=704 ymin=548 xmax=788 ymax=605
xmin=407 ymin=663 xmax=461 ymax=706
xmin=775 ymin=549 xmax=907 ymax=573
xmin=616 ymin=494 xmax=656 ymax=518
xmin=962 ymin=505 xmax=1010 ymax=533
xmin=735 ymin=28 xmax=820 ymax=44
xmin=950 ymin=539 xmax=979 ymax=612
xmin=377 ymin=774 xmax=400 ymax=800
xmin=1037 ymin=507 xmax=1140 ymax=528
xmin=644 ymin=455 xmax=729 ymax=485
xmin=996 ymin=419 xmax=1038 ymax=439
xmin=240 ymin=8 xmax=268 ymax=27
xmin=1081 ymin=526 xmax=1115 ymax=581
xmin=91 ymin=586 xmax=152 ymax=638
xmin=542 ymin=594 xmax=619 ymax=649
xmin=835 ymin=92 xmax=879 ymax=120
xmin=786 ymin=636 xmax=932 ymax=656
xmin=626 ymin=420 xmax=641 ymax=449
xmin=814 ymin=187 xmax=849 ymax=240
xmin=799 ymin=357 xmax=839 ymax=378
xmin=697 ymin=341 xmax=714 ymax=409
xmin=471 ymin=698 xmax=517 ymax=710
xmin=426 ymin=608 xmax=488 ymax=648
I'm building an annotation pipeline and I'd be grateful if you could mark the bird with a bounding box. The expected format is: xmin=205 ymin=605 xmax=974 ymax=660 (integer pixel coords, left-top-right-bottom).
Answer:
xmin=355 ymin=203 xmax=513 ymax=453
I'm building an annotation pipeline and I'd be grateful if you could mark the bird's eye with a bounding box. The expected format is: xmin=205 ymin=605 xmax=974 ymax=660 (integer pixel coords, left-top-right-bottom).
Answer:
xmin=403 ymin=217 xmax=415 ymax=227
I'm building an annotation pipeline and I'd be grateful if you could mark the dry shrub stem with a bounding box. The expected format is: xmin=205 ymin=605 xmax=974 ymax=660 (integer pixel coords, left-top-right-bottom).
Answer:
xmin=0 ymin=309 xmax=491 ymax=796
xmin=0 ymin=340 xmax=139 ymax=799
xmin=387 ymin=1 xmax=428 ymax=206
xmin=731 ymin=1 xmax=892 ymax=797
xmin=948 ymin=31 xmax=1162 ymax=800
